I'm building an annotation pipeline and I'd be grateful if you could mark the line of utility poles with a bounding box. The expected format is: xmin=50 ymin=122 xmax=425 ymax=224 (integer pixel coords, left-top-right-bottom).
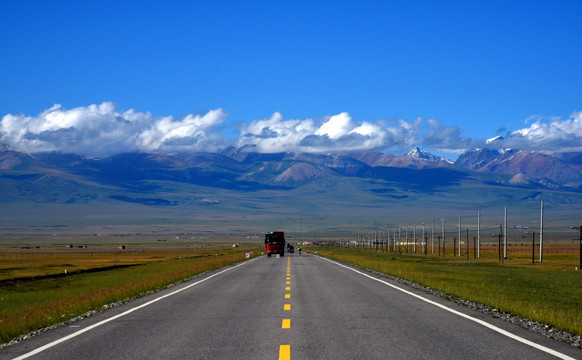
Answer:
xmin=335 ymin=201 xmax=553 ymax=265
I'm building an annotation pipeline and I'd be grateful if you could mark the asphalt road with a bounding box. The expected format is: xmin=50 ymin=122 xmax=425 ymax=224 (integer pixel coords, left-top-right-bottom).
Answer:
xmin=2 ymin=253 xmax=580 ymax=360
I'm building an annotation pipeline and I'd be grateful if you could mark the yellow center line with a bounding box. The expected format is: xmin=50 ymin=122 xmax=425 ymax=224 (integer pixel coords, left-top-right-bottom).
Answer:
xmin=279 ymin=345 xmax=290 ymax=360
xmin=280 ymin=256 xmax=292 ymax=359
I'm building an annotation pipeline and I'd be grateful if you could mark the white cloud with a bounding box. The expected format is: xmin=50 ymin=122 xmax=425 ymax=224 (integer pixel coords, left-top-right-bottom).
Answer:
xmin=238 ymin=112 xmax=316 ymax=153
xmin=315 ymin=112 xmax=354 ymax=139
xmin=137 ymin=109 xmax=227 ymax=152
xmin=0 ymin=102 xmax=227 ymax=155
xmin=505 ymin=111 xmax=582 ymax=152
xmin=239 ymin=112 xmax=420 ymax=153
xmin=0 ymin=104 xmax=446 ymax=155
xmin=4 ymin=102 xmax=580 ymax=157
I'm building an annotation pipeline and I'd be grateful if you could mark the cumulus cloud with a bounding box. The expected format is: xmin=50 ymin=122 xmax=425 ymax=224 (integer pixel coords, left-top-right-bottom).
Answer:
xmin=136 ymin=109 xmax=227 ymax=152
xmin=3 ymin=102 xmax=580 ymax=156
xmin=315 ymin=112 xmax=354 ymax=139
xmin=0 ymin=102 xmax=228 ymax=155
xmin=421 ymin=112 xmax=582 ymax=154
xmin=238 ymin=112 xmax=421 ymax=153
xmin=483 ymin=111 xmax=582 ymax=153
xmin=238 ymin=112 xmax=315 ymax=153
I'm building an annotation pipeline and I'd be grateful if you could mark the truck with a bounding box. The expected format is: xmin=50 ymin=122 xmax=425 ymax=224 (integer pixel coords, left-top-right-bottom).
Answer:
xmin=265 ymin=231 xmax=285 ymax=257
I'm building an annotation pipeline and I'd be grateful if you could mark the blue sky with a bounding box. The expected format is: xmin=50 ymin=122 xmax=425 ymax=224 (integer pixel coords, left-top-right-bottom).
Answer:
xmin=1 ymin=1 xmax=581 ymax=158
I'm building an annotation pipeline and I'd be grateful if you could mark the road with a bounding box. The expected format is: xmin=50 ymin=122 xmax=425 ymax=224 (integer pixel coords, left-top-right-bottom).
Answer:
xmin=1 ymin=253 xmax=580 ymax=359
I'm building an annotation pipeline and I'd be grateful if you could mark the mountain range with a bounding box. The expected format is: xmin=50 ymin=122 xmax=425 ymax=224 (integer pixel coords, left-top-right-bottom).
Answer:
xmin=1 ymin=145 xmax=581 ymax=233
xmin=455 ymin=148 xmax=582 ymax=188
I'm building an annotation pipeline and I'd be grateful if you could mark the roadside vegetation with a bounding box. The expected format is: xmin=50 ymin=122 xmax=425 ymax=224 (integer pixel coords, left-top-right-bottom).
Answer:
xmin=0 ymin=245 xmax=260 ymax=345
xmin=305 ymin=246 xmax=582 ymax=336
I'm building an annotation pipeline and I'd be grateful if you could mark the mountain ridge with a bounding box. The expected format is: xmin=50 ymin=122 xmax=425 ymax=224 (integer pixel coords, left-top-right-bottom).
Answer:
xmin=2 ymin=146 xmax=582 ymax=233
xmin=455 ymin=148 xmax=582 ymax=188
xmin=2 ymin=146 xmax=582 ymax=189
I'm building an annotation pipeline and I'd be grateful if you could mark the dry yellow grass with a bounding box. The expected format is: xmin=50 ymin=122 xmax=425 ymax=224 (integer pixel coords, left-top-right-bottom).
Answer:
xmin=0 ymin=245 xmax=261 ymax=344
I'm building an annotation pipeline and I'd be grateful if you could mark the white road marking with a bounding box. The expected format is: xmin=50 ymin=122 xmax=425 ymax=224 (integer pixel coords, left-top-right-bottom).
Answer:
xmin=319 ymin=256 xmax=576 ymax=360
xmin=12 ymin=258 xmax=256 ymax=360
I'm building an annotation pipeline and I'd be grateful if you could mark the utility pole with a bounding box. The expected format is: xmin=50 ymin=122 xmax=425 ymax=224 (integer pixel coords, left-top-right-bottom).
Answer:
xmin=458 ymin=216 xmax=462 ymax=257
xmin=414 ymin=226 xmax=417 ymax=253
xmin=540 ymin=201 xmax=544 ymax=263
xmin=504 ymin=207 xmax=508 ymax=260
xmin=571 ymin=225 xmax=582 ymax=270
xmin=466 ymin=228 xmax=469 ymax=260
xmin=442 ymin=219 xmax=446 ymax=256
xmin=432 ymin=220 xmax=435 ymax=254
xmin=422 ymin=223 xmax=425 ymax=255
xmin=477 ymin=211 xmax=481 ymax=259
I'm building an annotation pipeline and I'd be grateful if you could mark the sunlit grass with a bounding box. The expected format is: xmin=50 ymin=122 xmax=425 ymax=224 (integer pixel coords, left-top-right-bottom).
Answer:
xmin=0 ymin=249 xmax=215 ymax=281
xmin=307 ymin=247 xmax=582 ymax=336
xmin=0 ymin=247 xmax=260 ymax=344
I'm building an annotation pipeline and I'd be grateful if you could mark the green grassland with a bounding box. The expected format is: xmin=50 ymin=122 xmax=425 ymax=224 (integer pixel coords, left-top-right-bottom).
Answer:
xmin=306 ymin=246 xmax=582 ymax=337
xmin=0 ymin=239 xmax=262 ymax=345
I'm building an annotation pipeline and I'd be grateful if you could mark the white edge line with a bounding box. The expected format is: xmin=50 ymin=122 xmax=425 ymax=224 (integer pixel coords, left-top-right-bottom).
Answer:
xmin=319 ymin=256 xmax=576 ymax=360
xmin=12 ymin=258 xmax=256 ymax=360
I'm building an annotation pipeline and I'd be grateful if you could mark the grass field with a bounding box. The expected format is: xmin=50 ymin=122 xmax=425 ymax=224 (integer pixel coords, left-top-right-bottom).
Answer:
xmin=0 ymin=238 xmax=262 ymax=345
xmin=305 ymin=245 xmax=582 ymax=337
xmin=1 ymin=234 xmax=580 ymax=346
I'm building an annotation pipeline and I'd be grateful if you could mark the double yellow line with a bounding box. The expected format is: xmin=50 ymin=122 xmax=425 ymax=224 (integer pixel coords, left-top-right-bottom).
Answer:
xmin=280 ymin=256 xmax=292 ymax=360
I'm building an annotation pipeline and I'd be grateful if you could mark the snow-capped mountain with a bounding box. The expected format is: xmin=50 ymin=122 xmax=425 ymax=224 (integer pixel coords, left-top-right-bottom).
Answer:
xmin=341 ymin=148 xmax=453 ymax=169
xmin=455 ymin=148 xmax=582 ymax=188
xmin=406 ymin=147 xmax=454 ymax=164
xmin=486 ymin=135 xmax=504 ymax=144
